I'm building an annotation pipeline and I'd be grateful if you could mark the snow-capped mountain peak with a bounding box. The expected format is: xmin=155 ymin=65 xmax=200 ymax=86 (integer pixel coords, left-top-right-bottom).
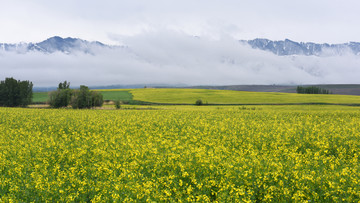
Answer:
xmin=1 ymin=36 xmax=360 ymax=56
xmin=243 ymin=38 xmax=360 ymax=56
xmin=0 ymin=36 xmax=108 ymax=54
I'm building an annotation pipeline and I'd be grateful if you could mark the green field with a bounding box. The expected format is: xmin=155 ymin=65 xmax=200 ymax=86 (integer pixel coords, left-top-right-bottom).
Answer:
xmin=33 ymin=90 xmax=133 ymax=103
xmin=32 ymin=88 xmax=360 ymax=105
xmin=130 ymin=88 xmax=360 ymax=105
xmin=32 ymin=92 xmax=49 ymax=103
xmin=96 ymin=90 xmax=133 ymax=101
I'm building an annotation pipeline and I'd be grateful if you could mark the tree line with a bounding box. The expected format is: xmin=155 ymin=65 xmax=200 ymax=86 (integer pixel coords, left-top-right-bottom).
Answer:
xmin=0 ymin=78 xmax=33 ymax=107
xmin=296 ymin=86 xmax=331 ymax=94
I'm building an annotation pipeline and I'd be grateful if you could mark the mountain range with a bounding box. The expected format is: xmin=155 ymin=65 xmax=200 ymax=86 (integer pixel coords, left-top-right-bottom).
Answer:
xmin=0 ymin=36 xmax=108 ymax=54
xmin=1 ymin=36 xmax=360 ymax=56
xmin=243 ymin=38 xmax=360 ymax=56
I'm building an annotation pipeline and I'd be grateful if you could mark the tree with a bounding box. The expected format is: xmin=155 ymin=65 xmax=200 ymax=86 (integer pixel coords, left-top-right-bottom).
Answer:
xmin=71 ymin=85 xmax=91 ymax=109
xmin=70 ymin=85 xmax=103 ymax=109
xmin=91 ymin=91 xmax=104 ymax=107
xmin=19 ymin=80 xmax=33 ymax=106
xmin=0 ymin=77 xmax=33 ymax=107
xmin=58 ymin=81 xmax=70 ymax=90
xmin=48 ymin=81 xmax=72 ymax=108
xmin=48 ymin=82 xmax=103 ymax=109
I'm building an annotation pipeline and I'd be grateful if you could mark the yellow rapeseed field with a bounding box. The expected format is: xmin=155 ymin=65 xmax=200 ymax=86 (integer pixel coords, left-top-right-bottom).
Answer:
xmin=0 ymin=106 xmax=360 ymax=202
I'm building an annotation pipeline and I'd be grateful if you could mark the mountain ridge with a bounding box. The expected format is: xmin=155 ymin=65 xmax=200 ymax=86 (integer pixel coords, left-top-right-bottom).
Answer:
xmin=0 ymin=36 xmax=110 ymax=54
xmin=242 ymin=38 xmax=360 ymax=56
xmin=1 ymin=36 xmax=360 ymax=56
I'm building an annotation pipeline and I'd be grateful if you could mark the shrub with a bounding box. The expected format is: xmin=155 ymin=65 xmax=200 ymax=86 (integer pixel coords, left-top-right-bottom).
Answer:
xmin=195 ymin=99 xmax=203 ymax=106
xmin=70 ymin=85 xmax=104 ymax=109
xmin=48 ymin=81 xmax=73 ymax=108
xmin=71 ymin=86 xmax=92 ymax=109
xmin=114 ymin=100 xmax=121 ymax=109
xmin=48 ymin=89 xmax=72 ymax=108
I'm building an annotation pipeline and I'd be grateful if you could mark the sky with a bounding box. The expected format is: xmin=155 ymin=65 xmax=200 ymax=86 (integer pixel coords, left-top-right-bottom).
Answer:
xmin=1 ymin=0 xmax=360 ymax=44
xmin=1 ymin=0 xmax=360 ymax=87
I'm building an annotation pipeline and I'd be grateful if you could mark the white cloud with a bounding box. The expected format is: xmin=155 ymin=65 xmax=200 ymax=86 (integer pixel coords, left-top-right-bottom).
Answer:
xmin=1 ymin=0 xmax=360 ymax=43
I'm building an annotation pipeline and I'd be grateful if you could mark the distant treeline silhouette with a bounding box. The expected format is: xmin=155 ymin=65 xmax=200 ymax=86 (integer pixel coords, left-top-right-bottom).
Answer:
xmin=296 ymin=86 xmax=331 ymax=94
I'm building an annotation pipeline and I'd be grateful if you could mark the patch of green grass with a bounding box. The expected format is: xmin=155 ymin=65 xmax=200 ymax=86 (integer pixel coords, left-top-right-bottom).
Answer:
xmin=32 ymin=92 xmax=49 ymax=103
xmin=96 ymin=90 xmax=133 ymax=101
xmin=32 ymin=90 xmax=134 ymax=104
xmin=130 ymin=88 xmax=360 ymax=105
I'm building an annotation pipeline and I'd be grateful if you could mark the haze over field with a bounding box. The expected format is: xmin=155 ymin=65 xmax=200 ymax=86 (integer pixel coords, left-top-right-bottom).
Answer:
xmin=1 ymin=0 xmax=360 ymax=87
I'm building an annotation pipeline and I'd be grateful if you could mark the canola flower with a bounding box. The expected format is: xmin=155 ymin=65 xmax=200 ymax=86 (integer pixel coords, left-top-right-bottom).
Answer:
xmin=0 ymin=106 xmax=360 ymax=202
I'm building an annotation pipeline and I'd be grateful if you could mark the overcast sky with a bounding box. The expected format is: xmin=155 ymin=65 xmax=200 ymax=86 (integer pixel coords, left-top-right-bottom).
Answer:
xmin=1 ymin=0 xmax=360 ymax=87
xmin=1 ymin=0 xmax=360 ymax=44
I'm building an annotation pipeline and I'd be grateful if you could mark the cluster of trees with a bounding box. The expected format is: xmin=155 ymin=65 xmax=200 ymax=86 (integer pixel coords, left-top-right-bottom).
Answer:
xmin=0 ymin=77 xmax=33 ymax=107
xmin=49 ymin=81 xmax=103 ymax=109
xmin=48 ymin=81 xmax=72 ymax=108
xmin=0 ymin=78 xmax=103 ymax=109
xmin=296 ymin=86 xmax=331 ymax=94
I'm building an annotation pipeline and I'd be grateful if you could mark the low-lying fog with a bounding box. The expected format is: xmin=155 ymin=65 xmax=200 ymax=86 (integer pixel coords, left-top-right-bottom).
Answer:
xmin=1 ymin=31 xmax=359 ymax=87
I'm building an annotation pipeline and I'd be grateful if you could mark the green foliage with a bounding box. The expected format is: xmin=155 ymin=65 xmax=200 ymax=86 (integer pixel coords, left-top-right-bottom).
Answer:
xmin=58 ymin=81 xmax=70 ymax=90
xmin=71 ymin=85 xmax=91 ymax=109
xmin=297 ymin=86 xmax=331 ymax=94
xmin=48 ymin=89 xmax=72 ymax=108
xmin=114 ymin=100 xmax=121 ymax=109
xmin=71 ymin=85 xmax=103 ymax=109
xmin=0 ymin=77 xmax=33 ymax=107
xmin=48 ymin=81 xmax=72 ymax=108
xmin=48 ymin=83 xmax=103 ymax=109
xmin=195 ymin=99 xmax=203 ymax=105
xmin=32 ymin=90 xmax=133 ymax=104
xmin=91 ymin=91 xmax=104 ymax=107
